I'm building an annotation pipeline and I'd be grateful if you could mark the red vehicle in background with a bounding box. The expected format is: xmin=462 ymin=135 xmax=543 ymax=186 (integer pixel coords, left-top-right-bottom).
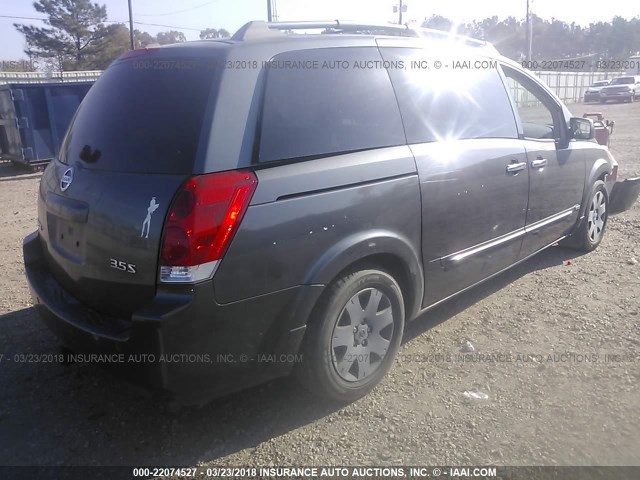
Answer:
xmin=583 ymin=112 xmax=614 ymax=147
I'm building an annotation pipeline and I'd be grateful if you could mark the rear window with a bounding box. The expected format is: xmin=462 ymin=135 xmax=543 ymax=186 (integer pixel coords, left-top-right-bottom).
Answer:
xmin=258 ymin=48 xmax=406 ymax=163
xmin=611 ymin=77 xmax=634 ymax=85
xmin=60 ymin=55 xmax=217 ymax=174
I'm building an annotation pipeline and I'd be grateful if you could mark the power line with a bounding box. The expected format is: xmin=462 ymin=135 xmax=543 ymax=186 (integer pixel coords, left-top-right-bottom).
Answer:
xmin=124 ymin=21 xmax=204 ymax=31
xmin=1 ymin=14 xmax=206 ymax=32
xmin=0 ymin=14 xmax=48 ymax=21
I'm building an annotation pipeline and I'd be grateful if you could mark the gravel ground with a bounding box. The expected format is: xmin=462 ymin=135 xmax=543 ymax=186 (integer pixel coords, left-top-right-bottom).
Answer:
xmin=0 ymin=102 xmax=638 ymax=469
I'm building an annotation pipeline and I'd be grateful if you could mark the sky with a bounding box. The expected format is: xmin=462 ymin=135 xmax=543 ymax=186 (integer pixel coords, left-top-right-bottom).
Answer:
xmin=1 ymin=0 xmax=639 ymax=60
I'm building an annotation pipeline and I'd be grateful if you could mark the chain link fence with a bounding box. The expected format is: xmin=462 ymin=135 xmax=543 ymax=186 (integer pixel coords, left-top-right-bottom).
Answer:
xmin=530 ymin=70 xmax=625 ymax=104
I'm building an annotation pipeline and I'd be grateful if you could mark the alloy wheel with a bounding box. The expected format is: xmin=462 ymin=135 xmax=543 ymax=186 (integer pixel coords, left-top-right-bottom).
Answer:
xmin=588 ymin=190 xmax=606 ymax=243
xmin=331 ymin=288 xmax=394 ymax=382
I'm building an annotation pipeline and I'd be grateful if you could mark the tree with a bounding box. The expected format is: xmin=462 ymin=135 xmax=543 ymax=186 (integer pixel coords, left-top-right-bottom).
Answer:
xmin=422 ymin=15 xmax=453 ymax=32
xmin=419 ymin=14 xmax=639 ymax=67
xmin=200 ymin=28 xmax=219 ymax=39
xmin=15 ymin=0 xmax=110 ymax=70
xmin=200 ymin=28 xmax=230 ymax=39
xmin=156 ymin=30 xmax=186 ymax=45
xmin=135 ymin=29 xmax=156 ymax=48
xmin=89 ymin=23 xmax=130 ymax=69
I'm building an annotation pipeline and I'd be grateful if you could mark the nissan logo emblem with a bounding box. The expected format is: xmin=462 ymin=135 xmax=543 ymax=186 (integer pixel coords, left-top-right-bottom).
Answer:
xmin=60 ymin=167 xmax=74 ymax=192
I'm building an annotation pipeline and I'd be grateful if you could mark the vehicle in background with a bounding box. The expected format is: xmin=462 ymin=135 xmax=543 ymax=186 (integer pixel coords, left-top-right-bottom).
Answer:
xmin=599 ymin=76 xmax=640 ymax=103
xmin=583 ymin=79 xmax=610 ymax=103
xmin=23 ymin=21 xmax=640 ymax=404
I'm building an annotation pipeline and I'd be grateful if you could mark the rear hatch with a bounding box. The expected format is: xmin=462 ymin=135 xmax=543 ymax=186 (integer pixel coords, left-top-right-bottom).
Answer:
xmin=37 ymin=47 xmax=222 ymax=319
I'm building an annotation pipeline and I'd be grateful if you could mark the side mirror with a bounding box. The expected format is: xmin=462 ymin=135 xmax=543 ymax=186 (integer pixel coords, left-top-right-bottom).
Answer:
xmin=570 ymin=117 xmax=595 ymax=141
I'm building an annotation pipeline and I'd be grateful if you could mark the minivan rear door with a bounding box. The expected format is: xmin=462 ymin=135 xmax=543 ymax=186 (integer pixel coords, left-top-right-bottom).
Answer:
xmin=380 ymin=46 xmax=528 ymax=307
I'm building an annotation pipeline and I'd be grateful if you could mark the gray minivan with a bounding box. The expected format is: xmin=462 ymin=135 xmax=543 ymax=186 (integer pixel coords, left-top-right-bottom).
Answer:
xmin=23 ymin=21 xmax=640 ymax=403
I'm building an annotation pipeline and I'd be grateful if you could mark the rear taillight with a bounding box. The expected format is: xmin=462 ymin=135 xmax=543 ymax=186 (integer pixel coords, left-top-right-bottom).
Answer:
xmin=159 ymin=170 xmax=257 ymax=283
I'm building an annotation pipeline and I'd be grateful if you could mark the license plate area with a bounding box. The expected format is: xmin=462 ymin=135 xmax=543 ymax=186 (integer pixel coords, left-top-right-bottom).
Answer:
xmin=48 ymin=214 xmax=86 ymax=262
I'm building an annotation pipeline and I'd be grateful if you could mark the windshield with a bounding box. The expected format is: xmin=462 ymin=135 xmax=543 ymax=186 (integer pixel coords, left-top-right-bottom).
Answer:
xmin=611 ymin=77 xmax=634 ymax=85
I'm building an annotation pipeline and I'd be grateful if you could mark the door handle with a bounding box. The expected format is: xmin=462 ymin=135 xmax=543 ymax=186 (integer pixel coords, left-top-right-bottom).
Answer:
xmin=506 ymin=161 xmax=527 ymax=173
xmin=531 ymin=158 xmax=548 ymax=168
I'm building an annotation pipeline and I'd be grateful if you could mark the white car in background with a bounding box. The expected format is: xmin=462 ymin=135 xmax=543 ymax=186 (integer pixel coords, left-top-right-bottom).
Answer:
xmin=599 ymin=76 xmax=640 ymax=103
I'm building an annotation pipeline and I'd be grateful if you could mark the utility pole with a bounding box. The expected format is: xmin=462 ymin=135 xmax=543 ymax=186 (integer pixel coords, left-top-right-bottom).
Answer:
xmin=128 ymin=0 xmax=135 ymax=49
xmin=267 ymin=0 xmax=272 ymax=22
xmin=398 ymin=0 xmax=403 ymax=25
xmin=526 ymin=0 xmax=533 ymax=61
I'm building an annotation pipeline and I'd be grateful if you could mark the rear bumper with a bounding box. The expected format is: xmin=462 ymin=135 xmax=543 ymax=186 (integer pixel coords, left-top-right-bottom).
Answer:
xmin=609 ymin=176 xmax=640 ymax=215
xmin=23 ymin=232 xmax=322 ymax=403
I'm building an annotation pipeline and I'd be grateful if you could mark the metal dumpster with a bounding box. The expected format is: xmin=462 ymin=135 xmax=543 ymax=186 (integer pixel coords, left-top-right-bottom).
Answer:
xmin=0 ymin=82 xmax=94 ymax=167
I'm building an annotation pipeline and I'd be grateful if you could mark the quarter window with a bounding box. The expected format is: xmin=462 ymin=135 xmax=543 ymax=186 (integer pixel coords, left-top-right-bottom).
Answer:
xmin=258 ymin=48 xmax=406 ymax=163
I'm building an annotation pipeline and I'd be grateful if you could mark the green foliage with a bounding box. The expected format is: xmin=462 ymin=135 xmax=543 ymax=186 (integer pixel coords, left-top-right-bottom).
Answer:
xmin=156 ymin=30 xmax=186 ymax=45
xmin=200 ymin=28 xmax=231 ymax=39
xmin=15 ymin=0 xmax=110 ymax=70
xmin=135 ymin=30 xmax=156 ymax=48
xmin=88 ymin=23 xmax=130 ymax=69
xmin=14 ymin=0 xmax=206 ymax=71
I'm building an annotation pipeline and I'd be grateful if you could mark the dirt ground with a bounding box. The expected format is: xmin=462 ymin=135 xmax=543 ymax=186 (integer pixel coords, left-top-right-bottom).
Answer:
xmin=0 ymin=102 xmax=638 ymax=470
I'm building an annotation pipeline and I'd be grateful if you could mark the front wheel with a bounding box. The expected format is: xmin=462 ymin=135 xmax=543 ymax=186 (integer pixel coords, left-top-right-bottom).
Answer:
xmin=565 ymin=180 xmax=608 ymax=252
xmin=296 ymin=268 xmax=405 ymax=402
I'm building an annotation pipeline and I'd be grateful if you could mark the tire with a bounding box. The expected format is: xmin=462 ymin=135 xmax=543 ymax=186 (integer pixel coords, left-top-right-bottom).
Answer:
xmin=296 ymin=268 xmax=405 ymax=402
xmin=566 ymin=180 xmax=608 ymax=252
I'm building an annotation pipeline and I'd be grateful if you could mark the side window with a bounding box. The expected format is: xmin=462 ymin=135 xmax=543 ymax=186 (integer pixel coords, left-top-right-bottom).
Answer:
xmin=501 ymin=66 xmax=558 ymax=140
xmin=259 ymin=48 xmax=406 ymax=163
xmin=380 ymin=48 xmax=518 ymax=143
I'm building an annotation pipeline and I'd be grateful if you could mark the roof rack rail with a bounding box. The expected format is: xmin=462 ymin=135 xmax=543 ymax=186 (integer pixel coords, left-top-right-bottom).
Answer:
xmin=231 ymin=21 xmax=498 ymax=53
xmin=269 ymin=20 xmax=412 ymax=35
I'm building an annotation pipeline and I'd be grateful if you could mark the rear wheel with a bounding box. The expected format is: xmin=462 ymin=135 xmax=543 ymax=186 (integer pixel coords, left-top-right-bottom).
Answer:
xmin=565 ymin=180 xmax=608 ymax=252
xmin=296 ymin=268 xmax=405 ymax=402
